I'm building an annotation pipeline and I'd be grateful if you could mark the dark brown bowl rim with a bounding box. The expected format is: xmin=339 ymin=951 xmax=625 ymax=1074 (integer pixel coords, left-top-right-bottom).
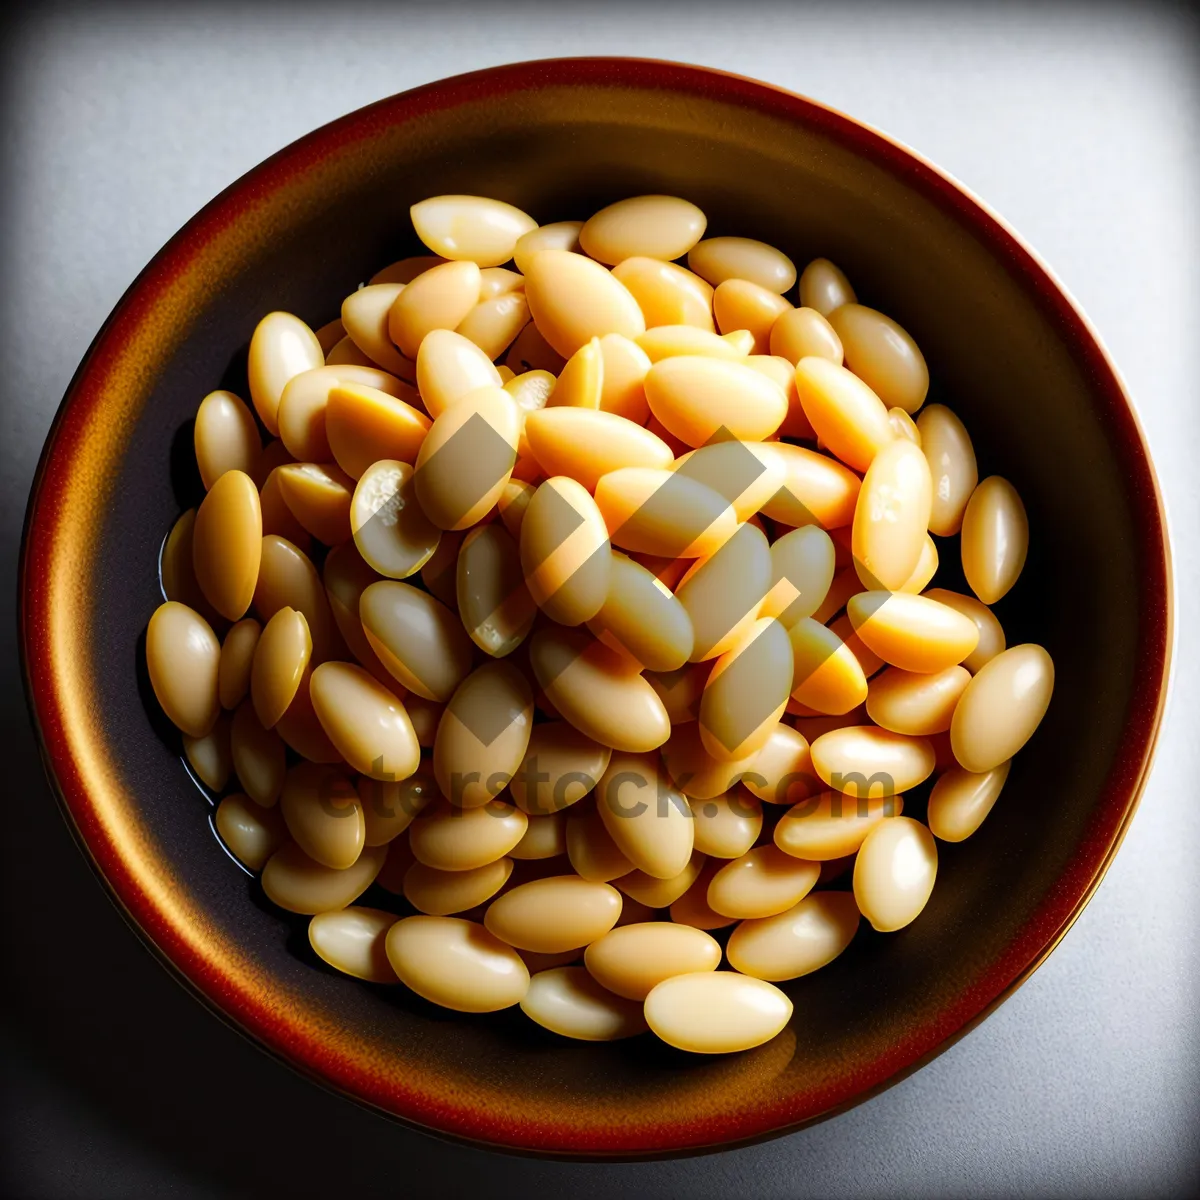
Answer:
xmin=18 ymin=57 xmax=1174 ymax=1158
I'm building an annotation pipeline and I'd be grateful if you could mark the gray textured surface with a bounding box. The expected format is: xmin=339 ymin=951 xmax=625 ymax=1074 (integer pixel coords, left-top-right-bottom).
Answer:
xmin=1 ymin=3 xmax=1198 ymax=1197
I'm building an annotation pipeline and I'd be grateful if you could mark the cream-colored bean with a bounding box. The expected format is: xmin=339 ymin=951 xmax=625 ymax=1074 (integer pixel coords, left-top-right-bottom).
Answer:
xmin=798 ymin=258 xmax=856 ymax=316
xmin=505 ymin=320 xmax=567 ymax=376
xmin=413 ymin=385 xmax=519 ymax=530
xmin=596 ymin=333 xmax=651 ymax=424
xmin=261 ymin=841 xmax=385 ymax=914
xmin=610 ymin=257 xmax=713 ymax=331
xmin=950 ymin=643 xmax=1053 ymax=773
xmin=278 ymin=364 xmax=411 ymax=463
xmin=409 ymin=799 xmax=529 ymax=872
xmin=916 ymin=404 xmax=977 ymax=535
xmin=485 ymin=875 xmax=622 ymax=953
xmin=671 ymin=441 xmax=783 ymax=525
xmin=661 ymin=720 xmax=757 ymax=800
xmin=357 ymin=766 xmax=437 ymax=845
xmin=530 ymin=626 xmax=671 ymax=753
xmin=326 ymin=382 xmax=429 ymax=479
xmin=706 ymin=845 xmax=819 ymax=919
xmin=810 ymin=565 xmax=863 ymax=624
xmin=644 ymin=657 xmax=709 ymax=727
xmin=774 ymin=789 xmax=905 ymax=861
xmin=404 ymin=857 xmax=514 ymax=916
xmin=250 ymin=607 xmax=311 ymax=729
xmin=433 ymin=661 xmax=533 ymax=808
xmin=520 ymin=966 xmax=647 ymax=1040
xmin=853 ymin=816 xmax=937 ymax=931
xmin=309 ymin=661 xmax=419 ymax=782
xmin=851 ymin=438 xmax=932 ymax=591
xmin=146 ymin=601 xmax=221 ymax=737
xmin=341 ymin=284 xmax=415 ymax=377
xmin=898 ymin=534 xmax=939 ymax=595
xmin=385 ymin=915 xmax=529 ymax=1012
xmin=827 ymin=304 xmax=929 ymax=414
xmin=308 ymin=907 xmax=398 ymax=983
xmin=248 ymin=312 xmax=324 ymax=436
xmin=498 ymin=478 xmax=536 ymax=541
xmin=545 ymin=338 xmax=605 ymax=414
xmin=182 ymin=710 xmax=230 ymax=790
xmin=645 ymin=356 xmax=786 ymax=447
xmin=388 ymin=261 xmax=483 ymax=360
xmin=370 ymin=255 xmax=447 ymax=286
xmin=418 ymin=528 xmax=463 ymax=609
xmin=523 ymin=251 xmax=646 ymax=358
xmin=615 ymin=851 xmax=706 ymax=908
xmin=584 ymin=922 xmax=720 ymax=1000
xmin=866 ymin=665 xmax=971 ymax=736
xmin=669 ymin=857 xmax=736 ymax=930
xmin=811 ymin=724 xmax=935 ymax=795
xmin=712 ymin=279 xmax=790 ymax=354
xmin=416 ymin=328 xmax=503 ymax=420
xmin=230 ymin=699 xmax=286 ymax=806
xmin=350 ymin=460 xmax=441 ymax=580
xmin=279 ymin=761 xmax=364 ymax=870
xmin=727 ymin=891 xmax=860 ymax=980
xmin=923 ymin=589 xmax=1006 ymax=674
xmin=847 ymin=591 xmax=980 ymax=674
xmin=688 ymin=237 xmax=796 ymax=293
xmin=513 ymin=220 xmax=584 ymax=275
xmin=793 ymin=358 xmax=891 ymax=474
xmin=700 ymin=617 xmax=792 ymax=762
xmin=324 ymin=335 xmax=379 ymax=370
xmin=456 ymin=291 xmax=530 ymax=360
xmin=360 ymin=580 xmax=474 ymax=702
xmin=565 ymin=802 xmax=635 ymax=882
xmin=259 ymin=466 xmax=312 ymax=552
xmin=788 ymin=617 xmax=868 ymax=716
xmin=889 ymin=407 xmax=921 ymax=445
xmin=274 ymin=462 xmax=354 ymax=547
xmin=637 ymin=325 xmax=748 ymax=363
xmin=769 ymin=307 xmax=844 ymax=368
xmin=255 ymin=536 xmax=335 ymax=663
xmin=526 ymin=408 xmax=673 ymax=490
xmin=689 ymin=786 xmax=762 ymax=858
xmin=928 ymin=760 xmax=1011 ymax=842
xmin=218 ymin=617 xmax=260 ymax=710
xmin=509 ymin=811 xmax=566 ymax=860
xmin=758 ymin=442 xmax=861 ymax=531
xmin=456 ymin=523 xmax=535 ymax=657
xmin=595 ymin=752 xmax=693 ymax=880
xmin=744 ymin=355 xmax=815 ymax=439
xmin=826 ymin=612 xmax=883 ymax=679
xmin=762 ymin=526 xmax=835 ymax=625
xmin=411 ymin=195 xmax=537 ymax=267
xmin=645 ymin=971 xmax=791 ymax=1054
xmin=192 ymin=470 xmax=262 ymax=620
xmin=273 ymin=667 xmax=343 ymax=764
xmin=161 ymin=509 xmax=218 ymax=620
xmin=960 ymin=475 xmax=1029 ymax=604
xmin=194 ymin=391 xmax=261 ymax=490
xmin=742 ymin=725 xmax=820 ymax=808
xmin=508 ymin=722 xmax=612 ymax=815
xmin=587 ymin=551 xmax=693 ymax=672
xmin=579 ymin=195 xmax=706 ymax=265
xmin=215 ymin=793 xmax=286 ymax=871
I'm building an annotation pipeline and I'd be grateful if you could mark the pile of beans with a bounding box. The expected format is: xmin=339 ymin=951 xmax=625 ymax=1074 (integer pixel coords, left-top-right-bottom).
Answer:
xmin=146 ymin=194 xmax=1054 ymax=1054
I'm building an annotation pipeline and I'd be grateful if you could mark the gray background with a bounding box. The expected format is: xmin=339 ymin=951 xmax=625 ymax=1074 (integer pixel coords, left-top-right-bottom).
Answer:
xmin=1 ymin=2 xmax=1198 ymax=1196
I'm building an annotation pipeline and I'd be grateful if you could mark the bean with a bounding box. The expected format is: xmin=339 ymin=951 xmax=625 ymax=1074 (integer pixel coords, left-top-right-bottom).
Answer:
xmin=847 ymin=591 xmax=979 ymax=673
xmin=183 ymin=713 xmax=231 ymax=791
xmin=349 ymin=459 xmax=441 ymax=580
xmin=481 ymin=267 xmax=525 ymax=297
xmin=889 ymin=407 xmax=921 ymax=445
xmin=637 ymin=325 xmax=747 ymax=363
xmin=645 ymin=356 xmax=787 ymax=447
xmin=661 ymin=720 xmax=756 ymax=800
xmin=259 ymin=467 xmax=312 ymax=552
xmin=410 ymin=195 xmax=536 ymax=267
xmin=321 ymin=542 xmax=393 ymax=684
xmin=146 ymin=601 xmax=220 ymax=737
xmin=308 ymin=907 xmax=398 ymax=983
xmin=828 ymin=612 xmax=885 ymax=679
xmin=360 ymin=580 xmax=474 ymax=702
xmin=769 ymin=307 xmax=843 ymax=366
xmin=788 ymin=617 xmax=869 ymax=716
xmin=523 ymin=251 xmax=646 ymax=358
xmin=217 ymin=617 xmax=261 ymax=710
xmin=597 ymin=333 xmax=651 ymax=423
xmin=899 ymin=534 xmax=939 ymax=595
xmin=827 ymin=303 xmax=928 ymax=414
xmin=513 ymin=220 xmax=584 ymax=275
xmin=529 ymin=626 xmax=670 ymax=753
xmin=505 ymin=321 xmax=567 ymax=375
xmin=416 ymin=328 xmax=504 ymax=420
xmin=508 ymin=722 xmax=611 ymax=815
xmin=853 ymin=816 xmax=937 ymax=931
xmin=706 ymin=845 xmax=820 ymax=919
xmin=279 ymin=761 xmax=364 ymax=870
xmin=510 ymin=811 xmax=567 ymax=860
xmin=645 ymin=972 xmax=791 ymax=1054
xmin=916 ymin=404 xmax=977 ymax=535
xmin=761 ymin=525 xmax=835 ymax=626
xmin=385 ymin=915 xmax=529 ymax=1012
xmin=413 ymin=385 xmax=520 ymax=531
xmin=615 ymin=851 xmax=706 ymax=908
xmin=611 ymin=257 xmax=714 ymax=331
xmin=851 ymin=438 xmax=931 ymax=590
xmin=950 ymin=644 xmax=1053 ymax=773
xmin=579 ymin=195 xmax=706 ymax=265
xmin=744 ymin=355 xmax=815 ymax=439
xmin=961 ymin=476 xmax=1029 ymax=604
xmin=795 ymin=358 xmax=891 ymax=474
xmin=669 ymin=857 xmax=736 ymax=930
xmin=811 ymin=724 xmax=935 ymax=794
xmin=230 ymin=699 xmax=286 ymax=806
xmin=251 ymin=607 xmax=311 ymax=729
xmin=688 ymin=237 xmax=796 ymax=293
xmin=485 ymin=875 xmax=622 ymax=953
xmin=727 ymin=891 xmax=860 ymax=980
xmin=498 ymin=478 xmax=536 ymax=541
xmin=370 ymin=255 xmax=447 ymax=286
xmin=758 ymin=443 xmax=861 ymax=531
xmin=525 ymin=408 xmax=673 ymax=489
xmin=712 ymin=279 xmax=789 ymax=354
xmin=194 ymin=391 xmax=261 ymax=490
xmin=161 ymin=509 xmax=218 ymax=620
xmin=261 ymin=841 xmax=385 ymax=914
xmin=409 ymin=799 xmax=528 ymax=872
xmin=274 ymin=669 xmax=343 ymax=764
xmin=922 ymin=589 xmax=1006 ymax=674
xmin=455 ymin=523 xmax=534 ymax=657
xmin=215 ymin=793 xmax=286 ymax=871
xmin=388 ymin=261 xmax=482 ymax=360
xmin=586 ymin=551 xmax=693 ymax=672
xmin=593 ymin=467 xmax=736 ymax=559
xmin=798 ymin=258 xmax=856 ymax=316
xmin=689 ymin=786 xmax=762 ymax=858
xmin=866 ymin=665 xmax=971 ymax=736
xmin=456 ymin=291 xmax=531 ymax=360
xmin=404 ymin=858 xmax=514 ymax=916
xmin=248 ymin=312 xmax=324 ymax=436
xmin=278 ymin=364 xmax=411 ymax=462
xmin=418 ymin=528 xmax=463 ymax=609
xmin=584 ymin=922 xmax=720 ymax=1001
xmin=326 ymin=383 xmax=429 ymax=479
xmin=338 ymin=284 xmax=413 ymax=376
xmin=521 ymin=966 xmax=648 ymax=1041
xmin=324 ymin=335 xmax=379 ymax=370
xmin=192 ymin=470 xmax=262 ymax=621
xmin=566 ymin=801 xmax=635 ymax=881
xmin=671 ymin=441 xmax=784 ymax=525
xmin=774 ymin=790 xmax=905 ymax=861
xmin=741 ymin=724 xmax=819 ymax=807
xmin=275 ymin=462 xmax=354 ymax=546
xmin=588 ymin=755 xmax=690 ymax=881
xmin=928 ymin=760 xmax=1011 ymax=843
xmin=358 ymin=766 xmax=438 ymax=845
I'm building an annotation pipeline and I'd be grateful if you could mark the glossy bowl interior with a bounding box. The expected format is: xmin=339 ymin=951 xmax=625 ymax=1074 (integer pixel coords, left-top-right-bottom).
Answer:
xmin=20 ymin=59 xmax=1170 ymax=1157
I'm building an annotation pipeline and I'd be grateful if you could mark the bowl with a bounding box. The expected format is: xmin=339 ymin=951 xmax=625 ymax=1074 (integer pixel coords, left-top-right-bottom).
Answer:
xmin=19 ymin=58 xmax=1172 ymax=1157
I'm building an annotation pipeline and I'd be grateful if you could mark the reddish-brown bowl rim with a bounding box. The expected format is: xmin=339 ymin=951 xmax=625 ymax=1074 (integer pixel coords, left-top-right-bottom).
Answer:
xmin=19 ymin=57 xmax=1173 ymax=1157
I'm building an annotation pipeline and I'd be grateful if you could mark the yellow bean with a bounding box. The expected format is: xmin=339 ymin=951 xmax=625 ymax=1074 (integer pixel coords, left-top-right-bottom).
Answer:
xmin=357 ymin=766 xmax=437 ymax=845
xmin=508 ymin=721 xmax=612 ymax=815
xmin=584 ymin=922 xmax=721 ymax=1000
xmin=787 ymin=617 xmax=868 ymax=716
xmin=851 ymin=438 xmax=933 ymax=590
xmin=456 ymin=291 xmax=531 ymax=360
xmin=418 ymin=528 xmax=463 ymax=608
xmin=523 ymin=251 xmax=646 ymax=358
xmin=762 ymin=526 xmax=835 ymax=625
xmin=274 ymin=462 xmax=354 ymax=547
xmin=596 ymin=333 xmax=651 ymax=424
xmin=215 ymin=793 xmax=286 ymax=871
xmin=811 ymin=724 xmax=935 ymax=794
xmin=688 ymin=236 xmax=796 ymax=293
xmin=350 ymin=459 xmax=441 ymax=581
xmin=161 ymin=509 xmax=218 ymax=621
xmin=510 ymin=811 xmax=567 ymax=860
xmin=250 ymin=607 xmax=310 ymax=729
xmin=661 ymin=720 xmax=757 ymax=800
xmin=194 ymin=391 xmax=261 ymax=491
xmin=898 ymin=534 xmax=939 ymax=595
xmin=183 ymin=713 xmax=231 ymax=791
xmin=847 ymin=591 xmax=980 ymax=673
xmin=520 ymin=966 xmax=647 ymax=1041
xmin=727 ymin=890 xmax=860 ymax=981
xmin=261 ymin=841 xmax=385 ymax=914
xmin=485 ymin=875 xmax=622 ymax=953
xmin=827 ymin=303 xmax=928 ymax=414
xmin=741 ymin=724 xmax=820 ymax=807
xmin=774 ymin=789 xmax=905 ymax=860
xmin=610 ymin=257 xmax=713 ymax=331
xmin=324 ymin=334 xmax=378 ymax=370
xmin=828 ymin=612 xmax=885 ymax=679
xmin=409 ymin=799 xmax=529 ymax=872
xmin=388 ymin=261 xmax=483 ymax=360
xmin=497 ymin=478 xmax=536 ymax=541
xmin=928 ymin=760 xmax=1011 ymax=842
xmin=706 ymin=845 xmax=820 ymax=919
xmin=644 ymin=972 xmax=791 ymax=1054
xmin=671 ymin=441 xmax=784 ymax=525
xmin=259 ymin=466 xmax=312 ymax=552
xmin=579 ymin=195 xmax=706 ymax=265
xmin=527 ymin=410 xmax=672 ymax=492
xmin=385 ymin=915 xmax=529 ymax=1012
xmin=769 ymin=307 xmax=843 ymax=366
xmin=587 ymin=551 xmax=693 ymax=671
xmin=505 ymin=320 xmax=567 ymax=376
xmin=866 ymin=665 xmax=971 ymax=736
xmin=309 ymin=661 xmax=419 ymax=781
xmin=403 ymin=858 xmax=513 ymax=916
xmin=321 ymin=542 xmax=391 ymax=683
xmin=248 ymin=312 xmax=324 ymax=436
xmin=889 ymin=407 xmax=921 ymax=446
xmin=313 ymin=318 xmax=346 ymax=355
xmin=700 ymin=617 xmax=792 ymax=761
xmin=689 ymin=786 xmax=762 ymax=858
xmin=456 ymin=523 xmax=535 ymax=657
xmin=341 ymin=284 xmax=414 ymax=377
xmin=713 ymin=279 xmax=790 ymax=354
xmin=637 ymin=325 xmax=748 ymax=363
xmin=615 ymin=851 xmax=706 ymax=908
xmin=794 ymin=358 xmax=890 ymax=474
xmin=279 ymin=761 xmax=364 ymax=870
xmin=416 ymin=328 xmax=504 ymax=420
xmin=192 ymin=469 xmax=262 ymax=620
xmin=853 ymin=816 xmax=937 ymax=931
xmin=916 ymin=404 xmax=977 ymax=535
xmin=744 ymin=354 xmax=815 ymax=439
xmin=274 ymin=667 xmax=343 ymax=764
xmin=645 ymin=356 xmax=787 ymax=447
xmin=798 ymin=258 xmax=856 ymax=316
xmin=758 ymin=442 xmax=860 ymax=531
xmin=218 ymin=617 xmax=260 ymax=710
xmin=513 ymin=220 xmax=583 ymax=275
xmin=922 ymin=588 xmax=1006 ymax=674
xmin=277 ymin=364 xmax=411 ymax=463
xmin=565 ymin=801 xmax=635 ymax=881
xmin=594 ymin=467 xmax=736 ymax=559
xmin=595 ymin=752 xmax=693 ymax=880
xmin=146 ymin=601 xmax=220 ymax=737
xmin=410 ymin=195 xmax=537 ymax=267
xmin=370 ymin=255 xmax=446 ymax=286
xmin=308 ymin=907 xmax=398 ymax=983
xmin=325 ymin=382 xmax=429 ymax=479
xmin=669 ymin=857 xmax=736 ymax=930
xmin=230 ymin=699 xmax=286 ymax=806
xmin=960 ymin=476 xmax=1029 ymax=604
